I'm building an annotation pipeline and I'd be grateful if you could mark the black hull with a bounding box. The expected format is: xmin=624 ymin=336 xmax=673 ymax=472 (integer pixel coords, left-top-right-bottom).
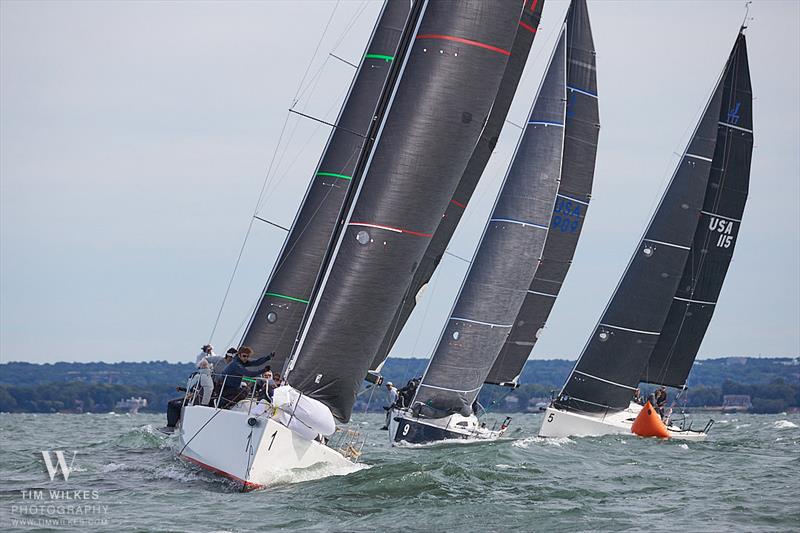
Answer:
xmin=392 ymin=416 xmax=470 ymax=445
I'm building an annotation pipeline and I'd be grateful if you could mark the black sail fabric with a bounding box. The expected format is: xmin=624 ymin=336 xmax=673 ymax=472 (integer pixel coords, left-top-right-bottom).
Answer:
xmin=558 ymin=70 xmax=726 ymax=414
xmin=486 ymin=0 xmax=598 ymax=386
xmin=240 ymin=1 xmax=414 ymax=373
xmin=412 ymin=28 xmax=567 ymax=418
xmin=287 ymin=1 xmax=524 ymax=423
xmin=642 ymin=33 xmax=753 ymax=388
xmin=369 ymin=0 xmax=545 ymax=373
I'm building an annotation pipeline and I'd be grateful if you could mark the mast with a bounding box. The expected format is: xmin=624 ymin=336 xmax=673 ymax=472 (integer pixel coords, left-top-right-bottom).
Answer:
xmin=486 ymin=0 xmax=599 ymax=387
xmin=641 ymin=31 xmax=753 ymax=388
xmin=556 ymin=40 xmax=739 ymax=414
xmin=368 ymin=0 xmax=545 ymax=373
xmin=412 ymin=24 xmax=568 ymax=418
xmin=240 ymin=1 xmax=418 ymax=373
xmin=286 ymin=0 xmax=525 ymax=423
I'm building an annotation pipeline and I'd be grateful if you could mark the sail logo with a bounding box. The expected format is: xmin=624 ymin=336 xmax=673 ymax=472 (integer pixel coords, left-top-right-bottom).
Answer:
xmin=727 ymin=102 xmax=741 ymax=125
xmin=551 ymin=198 xmax=582 ymax=233
xmin=41 ymin=451 xmax=77 ymax=481
xmin=709 ymin=217 xmax=736 ymax=248
xmin=566 ymin=90 xmax=577 ymax=118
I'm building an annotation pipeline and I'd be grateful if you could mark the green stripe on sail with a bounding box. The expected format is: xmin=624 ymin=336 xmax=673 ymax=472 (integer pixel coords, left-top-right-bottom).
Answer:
xmin=316 ymin=172 xmax=352 ymax=181
xmin=242 ymin=377 xmax=258 ymax=383
xmin=365 ymin=53 xmax=394 ymax=62
xmin=265 ymin=292 xmax=309 ymax=304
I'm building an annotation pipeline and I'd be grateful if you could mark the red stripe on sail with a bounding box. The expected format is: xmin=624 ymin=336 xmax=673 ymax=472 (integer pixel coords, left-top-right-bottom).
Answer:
xmin=415 ymin=34 xmax=511 ymax=57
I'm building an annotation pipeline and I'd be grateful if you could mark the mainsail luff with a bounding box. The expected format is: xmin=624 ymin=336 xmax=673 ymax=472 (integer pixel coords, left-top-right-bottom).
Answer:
xmin=486 ymin=0 xmax=599 ymax=386
xmin=240 ymin=1 xmax=415 ymax=373
xmin=368 ymin=0 xmax=545 ymax=373
xmin=642 ymin=32 xmax=753 ymax=388
xmin=287 ymin=0 xmax=524 ymax=423
xmin=412 ymin=26 xmax=568 ymax=418
xmin=558 ymin=57 xmax=729 ymax=414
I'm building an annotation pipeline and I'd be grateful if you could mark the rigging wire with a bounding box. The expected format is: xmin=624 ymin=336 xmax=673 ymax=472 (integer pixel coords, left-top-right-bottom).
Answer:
xmin=207 ymin=2 xmax=367 ymax=344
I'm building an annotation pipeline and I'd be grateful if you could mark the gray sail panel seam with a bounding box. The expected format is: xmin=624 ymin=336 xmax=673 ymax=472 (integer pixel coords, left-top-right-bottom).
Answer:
xmin=490 ymin=218 xmax=549 ymax=230
xmin=573 ymin=370 xmax=638 ymax=391
xmin=718 ymin=121 xmax=752 ymax=133
xmin=599 ymin=323 xmax=660 ymax=336
xmin=643 ymin=238 xmax=691 ymax=251
xmin=556 ymin=193 xmax=589 ymax=206
xmin=527 ymin=290 xmax=557 ymax=298
xmin=685 ymin=153 xmax=713 ymax=162
xmin=674 ymin=296 xmax=717 ymax=305
xmin=417 ymin=383 xmax=483 ymax=394
xmin=450 ymin=317 xmax=514 ymax=328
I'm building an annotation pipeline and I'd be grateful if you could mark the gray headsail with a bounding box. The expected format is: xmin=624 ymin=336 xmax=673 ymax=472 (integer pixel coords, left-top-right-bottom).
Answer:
xmin=239 ymin=1 xmax=415 ymax=373
xmin=368 ymin=0 xmax=546 ymax=374
xmin=641 ymin=32 xmax=753 ymax=388
xmin=556 ymin=38 xmax=744 ymax=414
xmin=286 ymin=0 xmax=525 ymax=423
xmin=412 ymin=26 xmax=568 ymax=418
xmin=486 ymin=0 xmax=599 ymax=387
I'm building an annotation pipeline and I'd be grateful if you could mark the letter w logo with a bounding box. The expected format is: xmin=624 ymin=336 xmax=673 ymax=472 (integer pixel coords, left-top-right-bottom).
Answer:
xmin=41 ymin=451 xmax=77 ymax=481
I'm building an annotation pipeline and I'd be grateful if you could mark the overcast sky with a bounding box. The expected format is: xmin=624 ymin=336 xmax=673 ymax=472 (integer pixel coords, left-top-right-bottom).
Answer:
xmin=1 ymin=0 xmax=798 ymax=364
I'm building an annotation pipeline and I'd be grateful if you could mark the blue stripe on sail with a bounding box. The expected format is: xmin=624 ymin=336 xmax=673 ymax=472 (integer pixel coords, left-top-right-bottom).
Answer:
xmin=567 ymin=85 xmax=597 ymax=98
xmin=490 ymin=218 xmax=548 ymax=230
xmin=527 ymin=120 xmax=564 ymax=127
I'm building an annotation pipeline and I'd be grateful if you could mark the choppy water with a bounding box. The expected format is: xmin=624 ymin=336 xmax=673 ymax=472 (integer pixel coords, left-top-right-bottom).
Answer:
xmin=1 ymin=411 xmax=798 ymax=532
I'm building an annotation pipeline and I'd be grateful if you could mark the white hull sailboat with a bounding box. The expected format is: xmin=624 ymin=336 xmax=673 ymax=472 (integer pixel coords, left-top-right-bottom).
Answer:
xmin=178 ymin=402 xmax=357 ymax=490
xmin=538 ymin=27 xmax=752 ymax=442
xmin=538 ymin=403 xmax=710 ymax=441
xmin=178 ymin=0 xmax=529 ymax=485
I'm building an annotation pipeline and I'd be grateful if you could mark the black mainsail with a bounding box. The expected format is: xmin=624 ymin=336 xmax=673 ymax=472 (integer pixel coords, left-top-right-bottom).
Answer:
xmin=486 ymin=0 xmax=599 ymax=387
xmin=368 ymin=0 xmax=546 ymax=373
xmin=286 ymin=1 xmax=525 ymax=422
xmin=240 ymin=1 xmax=416 ymax=373
xmin=557 ymin=34 xmax=751 ymax=414
xmin=412 ymin=26 xmax=568 ymax=417
xmin=641 ymin=32 xmax=753 ymax=388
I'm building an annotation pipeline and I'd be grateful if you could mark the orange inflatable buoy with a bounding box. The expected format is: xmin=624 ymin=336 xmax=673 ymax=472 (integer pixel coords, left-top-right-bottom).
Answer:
xmin=631 ymin=401 xmax=671 ymax=438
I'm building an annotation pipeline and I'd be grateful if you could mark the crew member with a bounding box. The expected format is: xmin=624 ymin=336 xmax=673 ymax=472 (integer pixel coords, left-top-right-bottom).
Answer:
xmin=219 ymin=346 xmax=273 ymax=408
xmin=380 ymin=382 xmax=399 ymax=430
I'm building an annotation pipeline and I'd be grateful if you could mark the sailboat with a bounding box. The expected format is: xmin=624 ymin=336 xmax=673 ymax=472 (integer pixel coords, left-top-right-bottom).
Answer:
xmin=389 ymin=0 xmax=598 ymax=446
xmin=177 ymin=0 xmax=528 ymax=489
xmin=539 ymin=27 xmax=753 ymax=441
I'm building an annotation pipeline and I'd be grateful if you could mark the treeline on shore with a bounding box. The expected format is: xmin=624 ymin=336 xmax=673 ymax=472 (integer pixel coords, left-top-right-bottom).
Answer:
xmin=0 ymin=357 xmax=797 ymax=414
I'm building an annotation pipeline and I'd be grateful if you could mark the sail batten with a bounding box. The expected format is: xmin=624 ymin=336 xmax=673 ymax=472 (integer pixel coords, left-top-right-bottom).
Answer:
xmin=486 ymin=0 xmax=599 ymax=387
xmin=412 ymin=23 xmax=569 ymax=418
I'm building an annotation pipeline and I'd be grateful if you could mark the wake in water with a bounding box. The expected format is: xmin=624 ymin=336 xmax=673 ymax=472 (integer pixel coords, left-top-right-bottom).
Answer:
xmin=512 ymin=436 xmax=574 ymax=448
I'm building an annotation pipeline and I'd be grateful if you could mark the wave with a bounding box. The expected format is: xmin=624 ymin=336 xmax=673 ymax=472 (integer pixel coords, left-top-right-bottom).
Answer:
xmin=774 ymin=420 xmax=798 ymax=429
xmin=512 ymin=435 xmax=574 ymax=448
